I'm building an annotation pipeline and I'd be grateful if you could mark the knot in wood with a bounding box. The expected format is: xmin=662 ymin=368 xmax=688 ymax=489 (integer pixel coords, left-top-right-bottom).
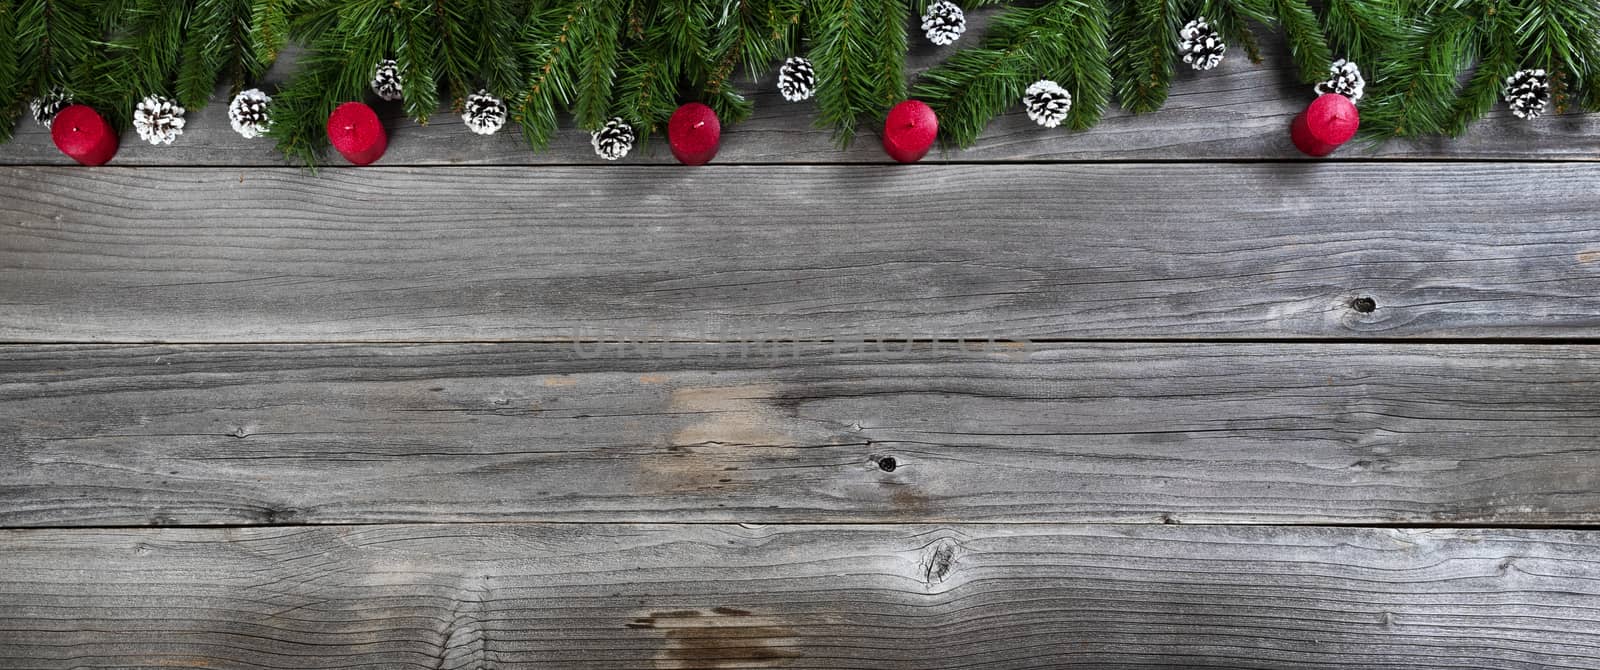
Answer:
xmin=919 ymin=537 xmax=962 ymax=589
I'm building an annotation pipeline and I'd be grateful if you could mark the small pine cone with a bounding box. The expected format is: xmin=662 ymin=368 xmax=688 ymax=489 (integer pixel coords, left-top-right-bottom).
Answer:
xmin=371 ymin=59 xmax=403 ymax=101
xmin=1022 ymin=79 xmax=1072 ymax=128
xmin=1503 ymin=69 xmax=1550 ymax=120
xmin=777 ymin=57 xmax=817 ymax=102
xmin=591 ymin=117 xmax=636 ymax=161
xmin=921 ymin=1 xmax=966 ymax=46
xmin=462 ymin=90 xmax=508 ymax=135
xmin=228 ymin=88 xmax=272 ymax=139
xmin=1178 ymin=17 xmax=1226 ymax=71
xmin=30 ymin=89 xmax=71 ymax=128
xmin=132 ymin=95 xmax=186 ymax=145
xmin=1314 ymin=59 xmax=1366 ymax=103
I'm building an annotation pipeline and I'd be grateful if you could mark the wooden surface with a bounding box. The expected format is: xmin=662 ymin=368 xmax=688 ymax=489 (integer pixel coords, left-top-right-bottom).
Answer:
xmin=5 ymin=342 xmax=1600 ymax=527
xmin=5 ymin=164 xmax=1600 ymax=343
xmin=4 ymin=523 xmax=1599 ymax=669
xmin=4 ymin=11 xmax=1600 ymax=669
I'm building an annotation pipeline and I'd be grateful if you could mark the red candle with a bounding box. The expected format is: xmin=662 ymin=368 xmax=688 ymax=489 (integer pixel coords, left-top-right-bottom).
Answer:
xmin=51 ymin=105 xmax=119 ymax=166
xmin=883 ymin=100 xmax=938 ymax=163
xmin=327 ymin=102 xmax=388 ymax=166
xmin=1291 ymin=93 xmax=1360 ymax=157
xmin=669 ymin=102 xmax=721 ymax=166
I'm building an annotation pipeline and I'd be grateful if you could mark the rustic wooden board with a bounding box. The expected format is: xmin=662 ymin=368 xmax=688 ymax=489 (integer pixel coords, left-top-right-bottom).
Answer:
xmin=6 ymin=342 xmax=1600 ymax=527
xmin=2 ymin=523 xmax=1597 ymax=669
xmin=2 ymin=10 xmax=1595 ymax=166
xmin=3 ymin=164 xmax=1598 ymax=342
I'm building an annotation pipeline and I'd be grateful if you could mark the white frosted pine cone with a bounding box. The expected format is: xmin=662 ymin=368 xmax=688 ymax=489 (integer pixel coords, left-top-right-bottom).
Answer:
xmin=462 ymin=89 xmax=508 ymax=135
xmin=30 ymin=89 xmax=71 ymax=128
xmin=1503 ymin=69 xmax=1550 ymax=120
xmin=1314 ymin=59 xmax=1366 ymax=103
xmin=133 ymin=95 xmax=186 ymax=145
xmin=228 ymin=88 xmax=272 ymax=138
xmin=591 ymin=117 xmax=636 ymax=161
xmin=1022 ymin=80 xmax=1072 ymax=128
xmin=921 ymin=1 xmax=966 ymax=46
xmin=1178 ymin=17 xmax=1226 ymax=71
xmin=777 ymin=57 xmax=817 ymax=102
xmin=371 ymin=59 xmax=403 ymax=101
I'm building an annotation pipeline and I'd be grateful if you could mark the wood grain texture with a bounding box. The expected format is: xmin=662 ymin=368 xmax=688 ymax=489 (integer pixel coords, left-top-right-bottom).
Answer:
xmin=5 ymin=342 xmax=1600 ymax=527
xmin=2 ymin=523 xmax=1598 ymax=669
xmin=3 ymin=164 xmax=1599 ymax=342
xmin=1 ymin=9 xmax=1595 ymax=166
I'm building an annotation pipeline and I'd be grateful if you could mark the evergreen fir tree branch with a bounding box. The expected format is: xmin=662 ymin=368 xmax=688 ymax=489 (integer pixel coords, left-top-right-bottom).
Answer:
xmin=571 ymin=0 xmax=623 ymax=129
xmin=1270 ymin=0 xmax=1333 ymax=82
xmin=704 ymin=0 xmax=796 ymax=125
xmin=1321 ymin=0 xmax=1405 ymax=67
xmin=86 ymin=0 xmax=190 ymax=127
xmin=176 ymin=0 xmax=262 ymax=109
xmin=914 ymin=0 xmax=1111 ymax=146
xmin=1055 ymin=0 xmax=1112 ymax=129
xmin=473 ymin=0 xmax=524 ymax=97
xmin=1202 ymin=0 xmax=1267 ymax=64
xmin=1519 ymin=0 xmax=1600 ymax=112
xmin=0 ymin=0 xmax=18 ymax=142
xmin=397 ymin=1 xmax=441 ymax=123
xmin=15 ymin=0 xmax=102 ymax=98
xmin=249 ymin=0 xmax=294 ymax=65
xmin=1361 ymin=3 xmax=1477 ymax=138
xmin=1112 ymin=0 xmax=1178 ymax=114
xmin=912 ymin=31 xmax=1031 ymax=147
xmin=867 ymin=0 xmax=908 ymax=110
xmin=513 ymin=1 xmax=585 ymax=148
xmin=264 ymin=0 xmax=395 ymax=167
xmin=613 ymin=3 xmax=691 ymax=141
xmin=1443 ymin=0 xmax=1516 ymax=135
xmin=422 ymin=0 xmax=471 ymax=109
xmin=810 ymin=0 xmax=907 ymax=146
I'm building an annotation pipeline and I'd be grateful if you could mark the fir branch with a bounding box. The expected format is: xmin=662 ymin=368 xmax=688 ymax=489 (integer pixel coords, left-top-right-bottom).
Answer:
xmin=1518 ymin=0 xmax=1595 ymax=74
xmin=1362 ymin=4 xmax=1477 ymax=138
xmin=15 ymin=0 xmax=102 ymax=95
xmin=571 ymin=0 xmax=623 ymax=129
xmin=1270 ymin=0 xmax=1333 ymax=82
xmin=397 ymin=1 xmax=440 ymax=123
xmin=1055 ymin=0 xmax=1113 ymax=129
xmin=513 ymin=1 xmax=584 ymax=148
xmin=1202 ymin=0 xmax=1266 ymax=64
xmin=810 ymin=0 xmax=907 ymax=145
xmin=86 ymin=0 xmax=190 ymax=127
xmin=473 ymin=0 xmax=524 ymax=96
xmin=612 ymin=5 xmax=688 ymax=140
xmin=0 ymin=0 xmax=18 ymax=142
xmin=264 ymin=0 xmax=394 ymax=167
xmin=703 ymin=0 xmax=792 ymax=124
xmin=913 ymin=0 xmax=1111 ymax=146
xmin=1321 ymin=0 xmax=1405 ymax=67
xmin=912 ymin=31 xmax=1031 ymax=147
xmin=249 ymin=0 xmax=293 ymax=64
xmin=1444 ymin=0 xmax=1516 ymax=135
xmin=1111 ymin=0 xmax=1177 ymax=114
xmin=423 ymin=0 xmax=471 ymax=108
xmin=176 ymin=0 xmax=262 ymax=109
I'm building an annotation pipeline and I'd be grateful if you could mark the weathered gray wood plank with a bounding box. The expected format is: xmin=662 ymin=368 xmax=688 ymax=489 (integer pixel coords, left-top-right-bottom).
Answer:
xmin=2 ymin=523 xmax=1597 ymax=669
xmin=5 ymin=342 xmax=1600 ymax=527
xmin=3 ymin=164 xmax=1598 ymax=342
xmin=1 ymin=9 xmax=1594 ymax=165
